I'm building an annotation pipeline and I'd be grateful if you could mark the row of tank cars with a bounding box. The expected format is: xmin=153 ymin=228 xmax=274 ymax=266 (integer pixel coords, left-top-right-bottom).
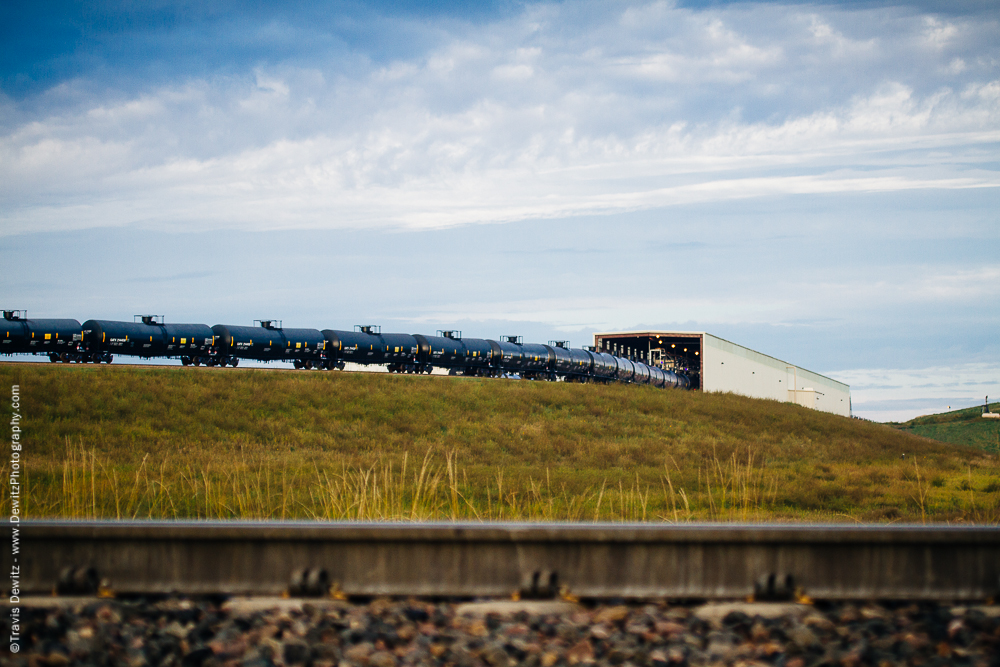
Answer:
xmin=1 ymin=310 xmax=691 ymax=389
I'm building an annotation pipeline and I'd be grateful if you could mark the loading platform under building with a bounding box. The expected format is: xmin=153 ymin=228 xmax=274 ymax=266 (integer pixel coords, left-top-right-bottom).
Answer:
xmin=593 ymin=331 xmax=851 ymax=417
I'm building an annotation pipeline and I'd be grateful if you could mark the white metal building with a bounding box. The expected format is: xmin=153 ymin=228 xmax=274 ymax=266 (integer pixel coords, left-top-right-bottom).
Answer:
xmin=593 ymin=331 xmax=851 ymax=417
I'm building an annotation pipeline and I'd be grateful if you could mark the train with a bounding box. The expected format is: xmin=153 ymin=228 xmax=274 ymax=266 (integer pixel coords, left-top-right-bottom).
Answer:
xmin=1 ymin=310 xmax=691 ymax=389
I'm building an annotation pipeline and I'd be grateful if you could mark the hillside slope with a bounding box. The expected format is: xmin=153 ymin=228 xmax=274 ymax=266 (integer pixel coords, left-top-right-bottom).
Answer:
xmin=892 ymin=402 xmax=1000 ymax=453
xmin=2 ymin=363 xmax=996 ymax=522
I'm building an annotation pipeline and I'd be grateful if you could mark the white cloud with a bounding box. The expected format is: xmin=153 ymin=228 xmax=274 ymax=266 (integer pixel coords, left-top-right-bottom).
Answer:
xmin=911 ymin=267 xmax=1000 ymax=300
xmin=922 ymin=16 xmax=959 ymax=50
xmin=492 ymin=63 xmax=534 ymax=80
xmin=254 ymin=71 xmax=290 ymax=97
xmin=807 ymin=14 xmax=877 ymax=58
xmin=831 ymin=363 xmax=1000 ymax=422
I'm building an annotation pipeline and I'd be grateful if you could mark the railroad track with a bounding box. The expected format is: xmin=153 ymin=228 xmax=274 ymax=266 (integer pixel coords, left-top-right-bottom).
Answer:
xmin=5 ymin=522 xmax=999 ymax=601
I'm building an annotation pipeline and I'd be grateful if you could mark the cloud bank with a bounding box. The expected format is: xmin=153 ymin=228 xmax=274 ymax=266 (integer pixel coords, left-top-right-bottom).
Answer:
xmin=2 ymin=0 xmax=998 ymax=235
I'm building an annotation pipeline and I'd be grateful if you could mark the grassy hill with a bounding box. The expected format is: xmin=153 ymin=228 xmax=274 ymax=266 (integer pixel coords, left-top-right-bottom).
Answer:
xmin=891 ymin=402 xmax=1000 ymax=454
xmin=2 ymin=362 xmax=997 ymax=523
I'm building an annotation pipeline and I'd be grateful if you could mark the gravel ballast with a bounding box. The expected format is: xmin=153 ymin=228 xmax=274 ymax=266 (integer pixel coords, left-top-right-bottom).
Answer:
xmin=3 ymin=597 xmax=998 ymax=666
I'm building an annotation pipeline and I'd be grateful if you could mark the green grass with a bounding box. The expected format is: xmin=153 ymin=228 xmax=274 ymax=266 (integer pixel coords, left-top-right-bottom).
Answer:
xmin=890 ymin=402 xmax=1000 ymax=454
xmin=1 ymin=363 xmax=997 ymax=523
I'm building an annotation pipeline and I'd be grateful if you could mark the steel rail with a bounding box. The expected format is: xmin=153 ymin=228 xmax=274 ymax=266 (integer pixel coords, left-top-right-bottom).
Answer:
xmin=4 ymin=521 xmax=999 ymax=601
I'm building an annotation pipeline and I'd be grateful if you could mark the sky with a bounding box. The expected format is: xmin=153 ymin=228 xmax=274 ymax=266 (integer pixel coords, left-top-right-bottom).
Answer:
xmin=1 ymin=0 xmax=997 ymax=421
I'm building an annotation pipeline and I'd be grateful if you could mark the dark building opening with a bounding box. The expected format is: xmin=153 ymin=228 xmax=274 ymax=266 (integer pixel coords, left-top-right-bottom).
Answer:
xmin=593 ymin=331 xmax=703 ymax=390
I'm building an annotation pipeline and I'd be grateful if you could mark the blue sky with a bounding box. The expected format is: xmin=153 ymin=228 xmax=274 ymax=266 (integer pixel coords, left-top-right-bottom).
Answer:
xmin=1 ymin=0 xmax=997 ymax=421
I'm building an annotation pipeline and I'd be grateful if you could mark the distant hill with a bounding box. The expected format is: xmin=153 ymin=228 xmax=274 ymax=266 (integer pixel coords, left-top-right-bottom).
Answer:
xmin=891 ymin=402 xmax=1000 ymax=453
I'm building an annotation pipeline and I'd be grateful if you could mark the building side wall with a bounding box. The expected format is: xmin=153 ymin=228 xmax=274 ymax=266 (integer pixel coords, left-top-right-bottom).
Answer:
xmin=701 ymin=334 xmax=851 ymax=417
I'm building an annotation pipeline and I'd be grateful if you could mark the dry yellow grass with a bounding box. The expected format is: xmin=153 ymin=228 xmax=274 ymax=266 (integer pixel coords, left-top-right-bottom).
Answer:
xmin=1 ymin=362 xmax=997 ymax=522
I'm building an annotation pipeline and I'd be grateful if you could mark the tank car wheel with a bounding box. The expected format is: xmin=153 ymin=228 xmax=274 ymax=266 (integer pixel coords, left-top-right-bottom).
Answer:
xmin=181 ymin=357 xmax=191 ymax=366
xmin=193 ymin=357 xmax=201 ymax=366
xmin=304 ymin=360 xmax=314 ymax=370
xmin=231 ymin=358 xmax=239 ymax=367
xmin=293 ymin=360 xmax=303 ymax=370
